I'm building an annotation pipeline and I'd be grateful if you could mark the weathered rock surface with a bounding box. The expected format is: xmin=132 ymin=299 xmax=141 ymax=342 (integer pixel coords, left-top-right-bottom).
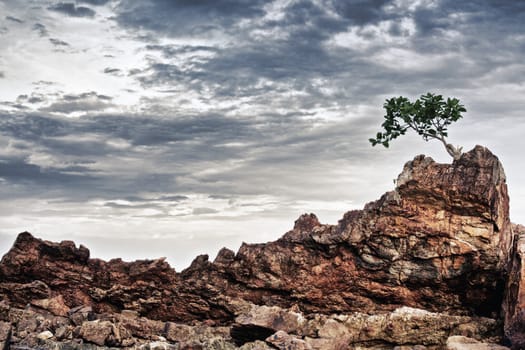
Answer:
xmin=0 ymin=299 xmax=505 ymax=350
xmin=503 ymin=224 xmax=525 ymax=349
xmin=0 ymin=145 xmax=522 ymax=349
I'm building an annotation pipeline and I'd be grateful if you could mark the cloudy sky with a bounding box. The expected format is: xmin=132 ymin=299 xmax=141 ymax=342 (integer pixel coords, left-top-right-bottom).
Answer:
xmin=0 ymin=0 xmax=524 ymax=269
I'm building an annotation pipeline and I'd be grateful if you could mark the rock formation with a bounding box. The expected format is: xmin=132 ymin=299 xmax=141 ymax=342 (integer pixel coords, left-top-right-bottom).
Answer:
xmin=503 ymin=224 xmax=525 ymax=348
xmin=0 ymin=145 xmax=522 ymax=349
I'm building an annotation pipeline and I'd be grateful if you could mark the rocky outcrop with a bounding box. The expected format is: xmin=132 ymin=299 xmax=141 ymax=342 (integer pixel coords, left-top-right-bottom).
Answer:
xmin=183 ymin=145 xmax=511 ymax=317
xmin=0 ymin=145 xmax=521 ymax=349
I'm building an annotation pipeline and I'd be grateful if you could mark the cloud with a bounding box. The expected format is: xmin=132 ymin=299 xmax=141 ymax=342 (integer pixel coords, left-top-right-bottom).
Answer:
xmin=77 ymin=0 xmax=111 ymax=5
xmin=16 ymin=94 xmax=46 ymax=104
xmin=192 ymin=207 xmax=219 ymax=215
xmin=0 ymin=155 xmax=99 ymax=189
xmin=330 ymin=0 xmax=392 ymax=25
xmin=103 ymin=67 xmax=122 ymax=75
xmin=0 ymin=72 xmax=4 ymax=79
xmin=49 ymin=38 xmax=70 ymax=47
xmin=48 ymin=3 xmax=96 ymax=18
xmin=32 ymin=23 xmax=49 ymax=37
xmin=5 ymin=16 xmax=23 ymax=24
xmin=115 ymin=0 xmax=267 ymax=36
xmin=41 ymin=92 xmax=114 ymax=114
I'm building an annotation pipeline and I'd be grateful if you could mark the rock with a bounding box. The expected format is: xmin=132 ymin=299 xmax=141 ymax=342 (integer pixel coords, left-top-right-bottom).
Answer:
xmin=183 ymin=146 xmax=512 ymax=318
xmin=0 ymin=301 xmax=9 ymax=321
xmin=446 ymin=336 xmax=510 ymax=350
xmin=238 ymin=340 xmax=274 ymax=350
xmin=503 ymin=224 xmax=525 ymax=349
xmin=0 ymin=321 xmax=11 ymax=350
xmin=78 ymin=320 xmax=113 ymax=346
xmin=266 ymin=330 xmax=311 ymax=350
xmin=37 ymin=330 xmax=54 ymax=340
xmin=31 ymin=294 xmax=70 ymax=316
xmin=54 ymin=325 xmax=72 ymax=340
xmin=234 ymin=304 xmax=307 ymax=335
xmin=0 ymin=146 xmax=518 ymax=350
xmin=69 ymin=305 xmax=95 ymax=326
xmin=140 ymin=341 xmax=176 ymax=350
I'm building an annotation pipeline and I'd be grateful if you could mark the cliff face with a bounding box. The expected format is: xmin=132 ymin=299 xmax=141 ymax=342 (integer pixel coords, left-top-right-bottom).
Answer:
xmin=180 ymin=145 xmax=512 ymax=319
xmin=0 ymin=145 xmax=521 ymax=349
xmin=503 ymin=224 xmax=525 ymax=348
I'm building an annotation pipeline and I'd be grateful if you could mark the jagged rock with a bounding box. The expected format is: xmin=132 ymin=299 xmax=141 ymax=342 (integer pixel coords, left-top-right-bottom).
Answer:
xmin=0 ymin=146 xmax=519 ymax=349
xmin=503 ymin=224 xmax=525 ymax=349
xmin=184 ymin=146 xmax=512 ymax=318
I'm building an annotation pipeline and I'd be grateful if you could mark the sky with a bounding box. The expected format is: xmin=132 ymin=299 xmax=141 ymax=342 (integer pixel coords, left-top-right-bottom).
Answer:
xmin=0 ymin=0 xmax=524 ymax=270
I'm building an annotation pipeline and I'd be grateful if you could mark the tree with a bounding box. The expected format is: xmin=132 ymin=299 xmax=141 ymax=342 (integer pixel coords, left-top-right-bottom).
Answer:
xmin=369 ymin=92 xmax=466 ymax=160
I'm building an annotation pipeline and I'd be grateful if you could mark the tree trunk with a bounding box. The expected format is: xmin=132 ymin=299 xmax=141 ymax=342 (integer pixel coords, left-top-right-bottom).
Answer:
xmin=445 ymin=143 xmax=463 ymax=161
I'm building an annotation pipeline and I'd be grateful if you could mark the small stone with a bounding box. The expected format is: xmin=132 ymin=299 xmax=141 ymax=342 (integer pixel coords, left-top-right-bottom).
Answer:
xmin=54 ymin=325 xmax=71 ymax=340
xmin=37 ymin=330 xmax=54 ymax=340
xmin=265 ymin=330 xmax=311 ymax=350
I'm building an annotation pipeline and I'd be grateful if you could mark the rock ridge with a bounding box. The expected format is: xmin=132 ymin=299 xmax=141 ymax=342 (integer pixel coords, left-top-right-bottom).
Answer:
xmin=0 ymin=145 xmax=522 ymax=349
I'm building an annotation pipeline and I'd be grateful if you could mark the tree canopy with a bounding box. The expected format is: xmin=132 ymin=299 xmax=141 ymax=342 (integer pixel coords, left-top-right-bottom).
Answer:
xmin=369 ymin=92 xmax=466 ymax=160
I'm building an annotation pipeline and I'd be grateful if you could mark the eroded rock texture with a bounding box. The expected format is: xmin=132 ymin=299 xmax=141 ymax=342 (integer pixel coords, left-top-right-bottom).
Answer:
xmin=183 ymin=145 xmax=511 ymax=318
xmin=0 ymin=145 xmax=521 ymax=349
xmin=503 ymin=224 xmax=525 ymax=349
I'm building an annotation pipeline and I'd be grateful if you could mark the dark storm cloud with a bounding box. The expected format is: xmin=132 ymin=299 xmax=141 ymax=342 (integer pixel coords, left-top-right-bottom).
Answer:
xmin=0 ymin=104 xmax=373 ymax=203
xmin=0 ymin=156 xmax=99 ymax=187
xmin=410 ymin=0 xmax=525 ymax=39
xmin=5 ymin=16 xmax=23 ymax=24
xmin=117 ymin=0 xmax=396 ymax=112
xmin=33 ymin=23 xmax=49 ymax=37
xmin=161 ymin=1 xmax=524 ymax=118
xmin=48 ymin=3 xmax=96 ymax=18
xmin=330 ymin=0 xmax=391 ymax=24
xmin=115 ymin=0 xmax=267 ymax=36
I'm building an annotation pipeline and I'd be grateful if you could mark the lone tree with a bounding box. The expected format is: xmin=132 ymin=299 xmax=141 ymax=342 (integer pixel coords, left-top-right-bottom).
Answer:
xmin=369 ymin=92 xmax=466 ymax=160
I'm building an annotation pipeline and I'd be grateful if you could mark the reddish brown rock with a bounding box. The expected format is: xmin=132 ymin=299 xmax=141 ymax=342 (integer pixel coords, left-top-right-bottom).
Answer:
xmin=183 ymin=145 xmax=511 ymax=317
xmin=0 ymin=145 xmax=517 ymax=346
xmin=31 ymin=295 xmax=70 ymax=317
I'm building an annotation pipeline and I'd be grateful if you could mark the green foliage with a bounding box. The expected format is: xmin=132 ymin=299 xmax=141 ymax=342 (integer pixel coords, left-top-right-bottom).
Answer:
xmin=369 ymin=93 xmax=466 ymax=157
